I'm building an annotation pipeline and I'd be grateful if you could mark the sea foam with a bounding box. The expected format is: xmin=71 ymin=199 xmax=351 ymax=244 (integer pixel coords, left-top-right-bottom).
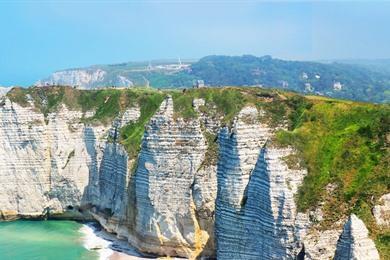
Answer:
xmin=79 ymin=223 xmax=114 ymax=260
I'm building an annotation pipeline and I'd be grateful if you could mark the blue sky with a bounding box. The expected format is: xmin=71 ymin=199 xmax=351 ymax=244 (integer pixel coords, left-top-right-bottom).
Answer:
xmin=1 ymin=1 xmax=390 ymax=86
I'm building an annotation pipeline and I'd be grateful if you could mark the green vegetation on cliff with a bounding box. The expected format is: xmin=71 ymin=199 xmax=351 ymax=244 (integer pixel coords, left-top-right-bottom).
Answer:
xmin=171 ymin=86 xmax=389 ymax=258
xmin=170 ymin=87 xmax=389 ymax=256
xmin=119 ymin=90 xmax=165 ymax=159
xmin=276 ymin=96 xmax=389 ymax=257
xmin=6 ymin=86 xmax=126 ymax=123
xmin=171 ymin=87 xmax=246 ymax=124
xmin=5 ymin=85 xmax=389 ymax=256
xmin=5 ymin=86 xmax=166 ymax=159
xmin=275 ymin=98 xmax=389 ymax=212
xmin=170 ymin=87 xmax=293 ymax=127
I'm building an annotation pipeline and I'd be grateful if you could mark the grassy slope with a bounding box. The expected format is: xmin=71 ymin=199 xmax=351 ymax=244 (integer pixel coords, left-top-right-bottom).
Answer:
xmin=169 ymin=87 xmax=291 ymax=125
xmin=170 ymin=87 xmax=248 ymax=123
xmin=5 ymin=86 xmax=389 ymax=257
xmin=276 ymin=97 xmax=389 ymax=257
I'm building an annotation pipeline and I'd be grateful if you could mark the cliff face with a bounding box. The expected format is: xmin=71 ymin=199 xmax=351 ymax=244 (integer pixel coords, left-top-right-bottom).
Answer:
xmin=36 ymin=69 xmax=121 ymax=88
xmin=130 ymin=96 xmax=210 ymax=257
xmin=36 ymin=68 xmax=142 ymax=89
xmin=0 ymin=87 xmax=385 ymax=259
xmin=0 ymin=87 xmax=10 ymax=97
xmin=89 ymin=96 xmax=217 ymax=258
xmin=334 ymin=214 xmax=380 ymax=260
xmin=215 ymin=106 xmax=308 ymax=259
xmin=0 ymin=98 xmax=108 ymax=219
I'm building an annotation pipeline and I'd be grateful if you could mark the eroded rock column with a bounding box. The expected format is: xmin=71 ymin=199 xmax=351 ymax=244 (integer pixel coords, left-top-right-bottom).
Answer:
xmin=130 ymin=96 xmax=212 ymax=258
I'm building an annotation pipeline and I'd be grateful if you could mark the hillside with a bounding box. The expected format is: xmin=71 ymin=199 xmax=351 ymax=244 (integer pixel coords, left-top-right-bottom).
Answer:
xmin=36 ymin=55 xmax=390 ymax=103
xmin=328 ymin=59 xmax=390 ymax=75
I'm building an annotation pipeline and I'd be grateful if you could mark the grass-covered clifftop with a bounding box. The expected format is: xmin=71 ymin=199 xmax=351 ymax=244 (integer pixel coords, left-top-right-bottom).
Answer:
xmin=275 ymin=96 xmax=390 ymax=257
xmin=5 ymin=85 xmax=389 ymax=256
xmin=6 ymin=86 xmax=167 ymax=160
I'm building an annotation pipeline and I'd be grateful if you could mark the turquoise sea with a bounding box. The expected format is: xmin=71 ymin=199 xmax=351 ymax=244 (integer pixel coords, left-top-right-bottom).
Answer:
xmin=0 ymin=220 xmax=98 ymax=260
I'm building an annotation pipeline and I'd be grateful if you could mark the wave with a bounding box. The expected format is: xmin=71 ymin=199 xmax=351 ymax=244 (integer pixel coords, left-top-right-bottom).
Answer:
xmin=79 ymin=223 xmax=114 ymax=260
xmin=79 ymin=222 xmax=152 ymax=260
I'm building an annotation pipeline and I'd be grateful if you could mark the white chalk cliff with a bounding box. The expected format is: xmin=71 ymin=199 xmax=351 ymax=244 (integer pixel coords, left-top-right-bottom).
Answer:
xmin=215 ymin=106 xmax=308 ymax=259
xmin=36 ymin=69 xmax=134 ymax=88
xmin=334 ymin=214 xmax=380 ymax=260
xmin=0 ymin=92 xmax=383 ymax=259
xmin=0 ymin=98 xmax=109 ymax=219
xmin=0 ymin=87 xmax=11 ymax=97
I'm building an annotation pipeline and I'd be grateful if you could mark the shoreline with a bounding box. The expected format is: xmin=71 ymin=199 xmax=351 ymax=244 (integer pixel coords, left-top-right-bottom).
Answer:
xmin=79 ymin=222 xmax=149 ymax=260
